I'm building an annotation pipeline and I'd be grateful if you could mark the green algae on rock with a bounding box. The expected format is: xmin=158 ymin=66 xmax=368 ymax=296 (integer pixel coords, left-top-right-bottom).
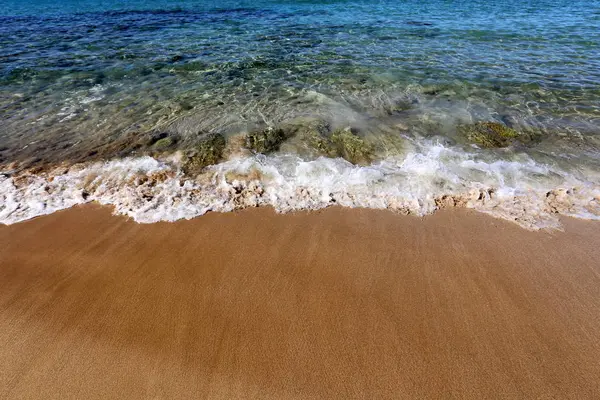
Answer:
xmin=460 ymin=122 xmax=519 ymax=148
xmin=245 ymin=127 xmax=287 ymax=154
xmin=307 ymin=131 xmax=336 ymax=157
xmin=282 ymin=118 xmax=330 ymax=138
xmin=147 ymin=132 xmax=178 ymax=153
xmin=152 ymin=137 xmax=175 ymax=150
xmin=183 ymin=133 xmax=226 ymax=175
xmin=279 ymin=118 xmax=333 ymax=156
xmin=330 ymin=128 xmax=374 ymax=165
xmin=300 ymin=126 xmax=374 ymax=165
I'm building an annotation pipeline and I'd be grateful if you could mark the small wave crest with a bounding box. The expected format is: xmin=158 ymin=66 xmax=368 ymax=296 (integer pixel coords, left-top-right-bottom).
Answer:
xmin=1 ymin=141 xmax=599 ymax=229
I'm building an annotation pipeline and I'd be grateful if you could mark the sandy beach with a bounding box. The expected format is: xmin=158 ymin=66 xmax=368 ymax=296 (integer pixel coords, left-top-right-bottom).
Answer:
xmin=1 ymin=206 xmax=600 ymax=399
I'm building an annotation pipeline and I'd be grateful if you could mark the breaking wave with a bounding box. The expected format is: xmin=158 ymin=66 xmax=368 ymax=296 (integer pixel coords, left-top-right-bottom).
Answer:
xmin=1 ymin=140 xmax=599 ymax=230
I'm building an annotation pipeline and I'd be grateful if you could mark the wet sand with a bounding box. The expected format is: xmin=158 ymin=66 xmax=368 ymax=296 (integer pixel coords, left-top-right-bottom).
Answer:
xmin=1 ymin=205 xmax=600 ymax=399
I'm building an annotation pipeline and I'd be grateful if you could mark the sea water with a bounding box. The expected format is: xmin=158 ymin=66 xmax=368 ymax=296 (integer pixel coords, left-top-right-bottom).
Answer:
xmin=1 ymin=0 xmax=599 ymax=228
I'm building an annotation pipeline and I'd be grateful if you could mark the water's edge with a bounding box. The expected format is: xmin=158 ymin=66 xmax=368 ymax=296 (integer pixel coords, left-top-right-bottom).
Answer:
xmin=2 ymin=142 xmax=599 ymax=230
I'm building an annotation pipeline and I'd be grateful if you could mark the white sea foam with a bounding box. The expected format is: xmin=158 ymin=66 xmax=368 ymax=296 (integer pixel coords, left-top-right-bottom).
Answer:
xmin=1 ymin=141 xmax=599 ymax=229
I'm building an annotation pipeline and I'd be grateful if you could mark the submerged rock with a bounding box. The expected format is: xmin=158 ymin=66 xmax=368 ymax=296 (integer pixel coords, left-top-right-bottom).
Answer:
xmin=183 ymin=133 xmax=226 ymax=174
xmin=148 ymin=132 xmax=168 ymax=145
xmin=300 ymin=123 xmax=374 ymax=165
xmin=283 ymin=118 xmax=330 ymax=138
xmin=152 ymin=137 xmax=175 ymax=150
xmin=459 ymin=122 xmax=519 ymax=148
xmin=245 ymin=127 xmax=287 ymax=153
xmin=330 ymin=128 xmax=373 ymax=165
xmin=298 ymin=119 xmax=334 ymax=156
xmin=307 ymin=132 xmax=336 ymax=157
xmin=147 ymin=132 xmax=178 ymax=152
xmin=517 ymin=127 xmax=544 ymax=145
xmin=242 ymin=119 xmax=374 ymax=165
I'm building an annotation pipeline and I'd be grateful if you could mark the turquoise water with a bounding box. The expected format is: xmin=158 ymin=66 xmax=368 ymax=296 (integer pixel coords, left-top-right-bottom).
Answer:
xmin=1 ymin=0 xmax=600 ymax=227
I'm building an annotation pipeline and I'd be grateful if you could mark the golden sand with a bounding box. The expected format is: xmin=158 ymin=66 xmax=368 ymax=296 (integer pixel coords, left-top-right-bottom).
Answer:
xmin=1 ymin=205 xmax=599 ymax=399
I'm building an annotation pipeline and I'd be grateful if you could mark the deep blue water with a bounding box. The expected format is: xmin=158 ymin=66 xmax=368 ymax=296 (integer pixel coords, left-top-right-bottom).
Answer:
xmin=1 ymin=0 xmax=600 ymax=166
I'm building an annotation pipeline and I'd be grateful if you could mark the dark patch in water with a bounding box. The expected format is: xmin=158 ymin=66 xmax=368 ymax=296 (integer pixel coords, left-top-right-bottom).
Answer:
xmin=147 ymin=132 xmax=169 ymax=146
xmin=405 ymin=21 xmax=433 ymax=26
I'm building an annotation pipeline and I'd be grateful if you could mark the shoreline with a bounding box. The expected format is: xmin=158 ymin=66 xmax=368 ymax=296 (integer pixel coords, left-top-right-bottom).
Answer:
xmin=1 ymin=205 xmax=600 ymax=398
xmin=2 ymin=149 xmax=599 ymax=230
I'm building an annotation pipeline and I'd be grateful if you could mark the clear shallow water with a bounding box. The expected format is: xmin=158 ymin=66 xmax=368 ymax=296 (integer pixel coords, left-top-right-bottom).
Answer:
xmin=1 ymin=0 xmax=600 ymax=228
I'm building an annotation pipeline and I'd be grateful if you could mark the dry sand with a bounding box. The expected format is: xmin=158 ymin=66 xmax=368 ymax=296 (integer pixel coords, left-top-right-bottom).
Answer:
xmin=1 ymin=205 xmax=600 ymax=399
